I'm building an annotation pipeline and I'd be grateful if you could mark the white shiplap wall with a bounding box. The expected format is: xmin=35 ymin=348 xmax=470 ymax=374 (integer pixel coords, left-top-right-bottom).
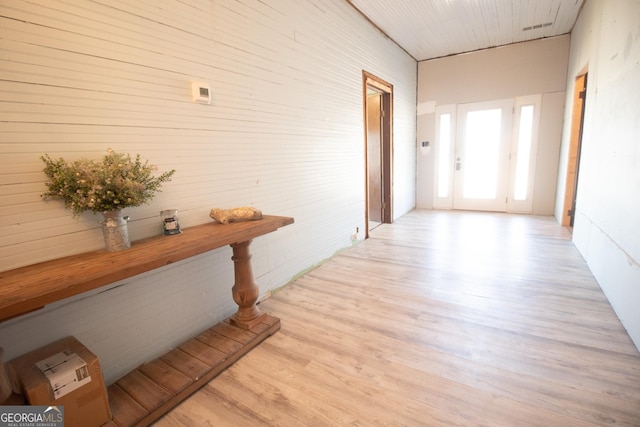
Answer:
xmin=559 ymin=0 xmax=640 ymax=350
xmin=0 ymin=0 xmax=416 ymax=383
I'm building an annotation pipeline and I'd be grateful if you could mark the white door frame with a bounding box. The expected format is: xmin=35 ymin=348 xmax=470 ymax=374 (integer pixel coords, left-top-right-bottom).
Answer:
xmin=433 ymin=96 xmax=541 ymax=213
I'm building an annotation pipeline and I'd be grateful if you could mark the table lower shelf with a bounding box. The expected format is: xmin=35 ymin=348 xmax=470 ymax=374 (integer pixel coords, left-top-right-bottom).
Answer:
xmin=103 ymin=314 xmax=281 ymax=427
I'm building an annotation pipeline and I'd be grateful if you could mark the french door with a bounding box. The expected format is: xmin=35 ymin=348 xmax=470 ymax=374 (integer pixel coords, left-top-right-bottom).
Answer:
xmin=434 ymin=96 xmax=541 ymax=213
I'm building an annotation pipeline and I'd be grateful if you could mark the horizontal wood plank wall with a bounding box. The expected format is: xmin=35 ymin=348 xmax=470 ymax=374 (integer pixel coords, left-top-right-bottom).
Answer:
xmin=0 ymin=0 xmax=416 ymax=383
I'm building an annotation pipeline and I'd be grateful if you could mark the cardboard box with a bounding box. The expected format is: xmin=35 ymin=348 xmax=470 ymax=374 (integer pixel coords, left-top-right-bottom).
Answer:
xmin=9 ymin=336 xmax=111 ymax=427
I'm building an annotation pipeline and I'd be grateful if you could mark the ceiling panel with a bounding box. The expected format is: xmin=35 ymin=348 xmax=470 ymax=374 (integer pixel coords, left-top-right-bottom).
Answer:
xmin=348 ymin=0 xmax=584 ymax=61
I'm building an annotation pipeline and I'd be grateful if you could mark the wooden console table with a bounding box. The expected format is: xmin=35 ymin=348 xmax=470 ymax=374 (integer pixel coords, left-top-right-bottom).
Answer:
xmin=0 ymin=215 xmax=294 ymax=426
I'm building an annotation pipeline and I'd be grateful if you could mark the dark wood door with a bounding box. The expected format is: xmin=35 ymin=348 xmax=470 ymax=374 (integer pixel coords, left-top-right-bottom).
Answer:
xmin=367 ymin=93 xmax=383 ymax=225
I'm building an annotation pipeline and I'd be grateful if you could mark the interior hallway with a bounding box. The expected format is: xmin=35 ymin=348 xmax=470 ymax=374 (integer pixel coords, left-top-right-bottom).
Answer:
xmin=155 ymin=210 xmax=640 ymax=426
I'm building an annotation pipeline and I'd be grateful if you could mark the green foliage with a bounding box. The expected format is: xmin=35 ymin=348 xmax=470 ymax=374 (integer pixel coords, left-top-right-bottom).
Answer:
xmin=41 ymin=149 xmax=175 ymax=216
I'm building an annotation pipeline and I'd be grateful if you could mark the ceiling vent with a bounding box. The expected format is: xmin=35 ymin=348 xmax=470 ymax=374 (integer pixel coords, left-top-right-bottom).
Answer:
xmin=523 ymin=22 xmax=553 ymax=31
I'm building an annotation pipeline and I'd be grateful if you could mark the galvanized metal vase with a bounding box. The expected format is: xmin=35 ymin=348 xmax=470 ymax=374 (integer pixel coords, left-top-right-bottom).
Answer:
xmin=101 ymin=210 xmax=131 ymax=251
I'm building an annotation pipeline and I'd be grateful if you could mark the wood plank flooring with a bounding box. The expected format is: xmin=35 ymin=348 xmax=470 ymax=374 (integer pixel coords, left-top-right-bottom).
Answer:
xmin=154 ymin=210 xmax=640 ymax=426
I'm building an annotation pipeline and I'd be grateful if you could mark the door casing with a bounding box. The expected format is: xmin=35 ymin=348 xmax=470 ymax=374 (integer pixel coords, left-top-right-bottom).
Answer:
xmin=363 ymin=71 xmax=393 ymax=237
xmin=562 ymin=73 xmax=588 ymax=228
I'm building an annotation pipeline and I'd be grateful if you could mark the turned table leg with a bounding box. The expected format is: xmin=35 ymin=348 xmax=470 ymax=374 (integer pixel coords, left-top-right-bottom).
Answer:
xmin=229 ymin=240 xmax=266 ymax=329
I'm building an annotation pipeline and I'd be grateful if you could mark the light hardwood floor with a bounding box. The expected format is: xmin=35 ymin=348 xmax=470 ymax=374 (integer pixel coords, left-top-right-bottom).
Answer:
xmin=155 ymin=210 xmax=640 ymax=426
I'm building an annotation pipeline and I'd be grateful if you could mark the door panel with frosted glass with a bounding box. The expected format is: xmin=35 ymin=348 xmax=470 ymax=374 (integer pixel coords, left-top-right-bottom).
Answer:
xmin=453 ymin=99 xmax=513 ymax=212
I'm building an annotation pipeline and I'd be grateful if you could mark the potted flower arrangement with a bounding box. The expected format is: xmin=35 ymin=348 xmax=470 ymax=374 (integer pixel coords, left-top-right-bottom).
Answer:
xmin=41 ymin=148 xmax=175 ymax=251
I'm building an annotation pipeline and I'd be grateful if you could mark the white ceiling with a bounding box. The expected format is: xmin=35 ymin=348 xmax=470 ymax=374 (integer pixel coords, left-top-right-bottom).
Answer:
xmin=348 ymin=0 xmax=585 ymax=61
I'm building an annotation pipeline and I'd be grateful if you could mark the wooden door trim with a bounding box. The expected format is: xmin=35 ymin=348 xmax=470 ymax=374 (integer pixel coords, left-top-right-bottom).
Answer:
xmin=363 ymin=71 xmax=394 ymax=238
xmin=562 ymin=73 xmax=587 ymax=228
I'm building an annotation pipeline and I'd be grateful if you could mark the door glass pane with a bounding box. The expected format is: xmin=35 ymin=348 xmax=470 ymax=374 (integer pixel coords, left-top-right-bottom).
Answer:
xmin=437 ymin=113 xmax=451 ymax=198
xmin=514 ymin=105 xmax=534 ymax=201
xmin=463 ymin=108 xmax=502 ymax=199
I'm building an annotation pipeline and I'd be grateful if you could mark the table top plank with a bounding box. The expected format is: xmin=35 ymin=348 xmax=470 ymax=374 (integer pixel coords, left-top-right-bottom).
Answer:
xmin=0 ymin=215 xmax=294 ymax=322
